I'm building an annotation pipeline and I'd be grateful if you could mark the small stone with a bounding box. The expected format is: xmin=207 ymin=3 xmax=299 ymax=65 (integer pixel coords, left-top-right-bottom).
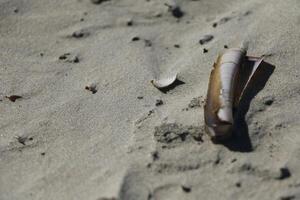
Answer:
xmin=174 ymin=44 xmax=180 ymax=48
xmin=137 ymin=96 xmax=143 ymax=100
xmin=144 ymin=40 xmax=152 ymax=47
xmin=41 ymin=152 xmax=46 ymax=156
xmin=224 ymin=45 xmax=228 ymax=49
xmin=151 ymin=151 xmax=159 ymax=161
xmin=127 ymin=20 xmax=133 ymax=26
xmin=212 ymin=22 xmax=217 ymax=28
xmin=203 ymin=48 xmax=208 ymax=53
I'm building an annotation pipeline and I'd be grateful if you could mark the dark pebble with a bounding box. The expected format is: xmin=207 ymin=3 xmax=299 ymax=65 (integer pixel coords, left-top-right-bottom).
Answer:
xmin=131 ymin=37 xmax=140 ymax=41
xmin=155 ymin=99 xmax=163 ymax=106
xmin=203 ymin=48 xmax=208 ymax=53
xmin=181 ymin=185 xmax=191 ymax=193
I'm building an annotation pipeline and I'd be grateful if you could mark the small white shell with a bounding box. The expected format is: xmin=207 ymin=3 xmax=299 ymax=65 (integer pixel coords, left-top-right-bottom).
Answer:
xmin=151 ymin=73 xmax=177 ymax=89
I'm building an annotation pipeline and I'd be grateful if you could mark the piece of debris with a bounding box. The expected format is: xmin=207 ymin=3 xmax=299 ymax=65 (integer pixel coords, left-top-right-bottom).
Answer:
xmin=15 ymin=136 xmax=29 ymax=145
xmin=276 ymin=167 xmax=291 ymax=180
xmin=72 ymin=30 xmax=90 ymax=38
xmin=137 ymin=96 xmax=143 ymax=100
xmin=58 ymin=53 xmax=79 ymax=63
xmin=181 ymin=185 xmax=191 ymax=193
xmin=224 ymin=45 xmax=229 ymax=49
xmin=13 ymin=8 xmax=19 ymax=13
xmin=85 ymin=84 xmax=97 ymax=94
xmin=6 ymin=95 xmax=22 ymax=102
xmin=127 ymin=20 xmax=133 ymax=26
xmin=280 ymin=196 xmax=295 ymax=200
xmin=235 ymin=182 xmax=242 ymax=188
xmin=174 ymin=44 xmax=180 ymax=48
xmin=155 ymin=99 xmax=163 ymax=106
xmin=164 ymin=3 xmax=184 ymax=18
xmin=90 ymin=0 xmax=110 ymax=4
xmin=151 ymin=151 xmax=159 ymax=161
xmin=199 ymin=35 xmax=214 ymax=45
xmin=41 ymin=152 xmax=46 ymax=156
xmin=203 ymin=48 xmax=208 ymax=53
xmin=212 ymin=22 xmax=217 ymax=28
xmin=40 ymin=53 xmax=44 ymax=57
xmin=131 ymin=37 xmax=140 ymax=42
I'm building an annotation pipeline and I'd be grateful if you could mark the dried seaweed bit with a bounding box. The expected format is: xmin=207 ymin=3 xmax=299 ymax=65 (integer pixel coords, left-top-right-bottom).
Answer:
xmin=131 ymin=37 xmax=140 ymax=41
xmin=144 ymin=39 xmax=152 ymax=47
xmin=199 ymin=35 xmax=214 ymax=45
xmin=276 ymin=167 xmax=291 ymax=180
xmin=181 ymin=185 xmax=191 ymax=193
xmin=203 ymin=48 xmax=208 ymax=53
xmin=85 ymin=84 xmax=97 ymax=94
xmin=6 ymin=95 xmax=22 ymax=102
xmin=164 ymin=3 xmax=184 ymax=18
xmin=90 ymin=0 xmax=110 ymax=4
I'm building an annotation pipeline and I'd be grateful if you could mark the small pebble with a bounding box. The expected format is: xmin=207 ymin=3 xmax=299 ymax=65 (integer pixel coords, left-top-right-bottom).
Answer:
xmin=203 ymin=48 xmax=208 ymax=53
xmin=224 ymin=45 xmax=228 ymax=49
xmin=6 ymin=95 xmax=22 ymax=102
xmin=85 ymin=84 xmax=97 ymax=94
xmin=277 ymin=167 xmax=291 ymax=180
xmin=137 ymin=96 xmax=143 ymax=100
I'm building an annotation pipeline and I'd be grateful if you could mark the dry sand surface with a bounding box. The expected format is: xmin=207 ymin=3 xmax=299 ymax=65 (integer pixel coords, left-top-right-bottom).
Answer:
xmin=0 ymin=0 xmax=300 ymax=199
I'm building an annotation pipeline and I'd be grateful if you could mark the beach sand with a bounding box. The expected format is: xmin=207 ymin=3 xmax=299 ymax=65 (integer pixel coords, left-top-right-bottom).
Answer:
xmin=0 ymin=0 xmax=300 ymax=199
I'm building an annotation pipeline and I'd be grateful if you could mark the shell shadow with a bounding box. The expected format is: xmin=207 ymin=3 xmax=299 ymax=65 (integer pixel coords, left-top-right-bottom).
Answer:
xmin=221 ymin=60 xmax=275 ymax=152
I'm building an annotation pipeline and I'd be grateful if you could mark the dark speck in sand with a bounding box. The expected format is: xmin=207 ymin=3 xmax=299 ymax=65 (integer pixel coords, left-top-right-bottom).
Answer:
xmin=263 ymin=96 xmax=274 ymax=106
xmin=90 ymin=0 xmax=110 ymax=4
xmin=212 ymin=22 xmax=217 ymax=28
xmin=164 ymin=4 xmax=184 ymax=19
xmin=235 ymin=182 xmax=242 ymax=188
xmin=181 ymin=185 xmax=191 ymax=193
xmin=6 ymin=95 xmax=22 ymax=102
xmin=137 ymin=96 xmax=143 ymax=100
xmin=155 ymin=99 xmax=163 ymax=106
xmin=144 ymin=39 xmax=152 ymax=47
xmin=41 ymin=152 xmax=46 ymax=156
xmin=174 ymin=44 xmax=180 ymax=48
xmin=85 ymin=84 xmax=97 ymax=94
xmin=127 ymin=20 xmax=133 ymax=26
xmin=224 ymin=45 xmax=229 ymax=49
xmin=276 ymin=167 xmax=291 ymax=180
xmin=59 ymin=53 xmax=79 ymax=63
xmin=203 ymin=48 xmax=208 ymax=53
xmin=280 ymin=196 xmax=295 ymax=200
xmin=13 ymin=8 xmax=19 ymax=13
xmin=151 ymin=151 xmax=159 ymax=161
xmin=199 ymin=35 xmax=214 ymax=45
xmin=131 ymin=37 xmax=140 ymax=41
xmin=72 ymin=30 xmax=89 ymax=38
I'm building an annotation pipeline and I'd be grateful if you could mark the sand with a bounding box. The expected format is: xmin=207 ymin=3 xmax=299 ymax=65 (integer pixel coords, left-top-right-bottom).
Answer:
xmin=0 ymin=0 xmax=300 ymax=199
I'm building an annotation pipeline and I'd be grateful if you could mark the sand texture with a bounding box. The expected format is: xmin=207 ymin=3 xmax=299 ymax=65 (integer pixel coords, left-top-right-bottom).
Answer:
xmin=0 ymin=0 xmax=300 ymax=199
